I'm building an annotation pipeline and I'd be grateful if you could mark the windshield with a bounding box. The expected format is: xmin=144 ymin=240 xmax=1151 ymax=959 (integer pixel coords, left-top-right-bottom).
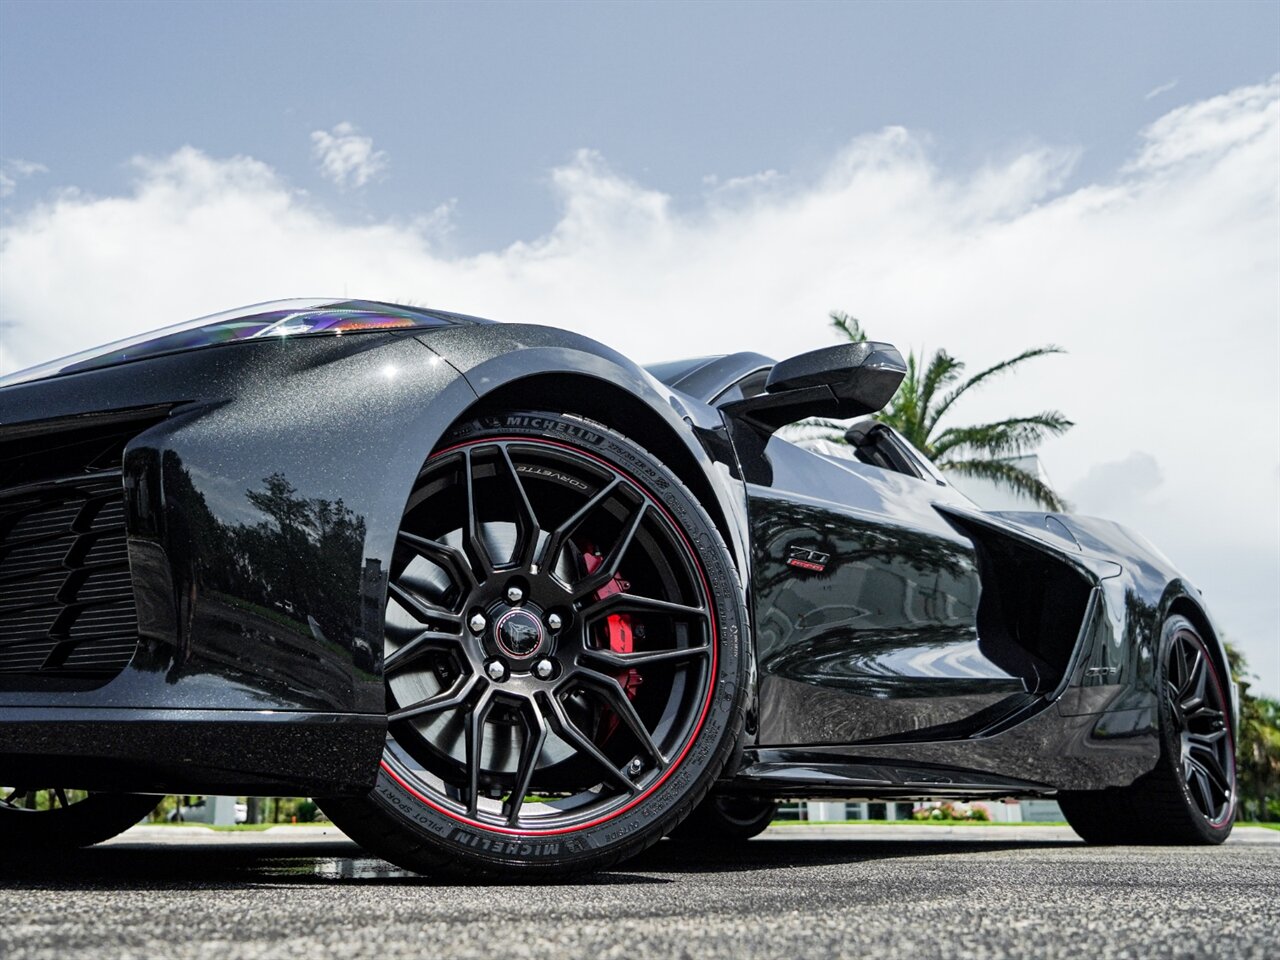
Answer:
xmin=0 ymin=299 xmax=462 ymax=388
xmin=643 ymin=356 xmax=721 ymax=387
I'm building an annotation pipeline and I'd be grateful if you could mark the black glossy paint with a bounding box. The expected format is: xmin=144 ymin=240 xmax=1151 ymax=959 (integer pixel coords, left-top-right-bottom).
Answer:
xmin=720 ymin=410 xmax=1224 ymax=794
xmin=747 ymin=437 xmax=1031 ymax=745
xmin=0 ymin=304 xmax=1233 ymax=806
xmin=0 ymin=319 xmax=752 ymax=794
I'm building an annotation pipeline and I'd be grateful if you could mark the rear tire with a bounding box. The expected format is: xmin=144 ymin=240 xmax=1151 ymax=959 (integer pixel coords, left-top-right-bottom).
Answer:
xmin=0 ymin=790 xmax=158 ymax=849
xmin=670 ymin=794 xmax=777 ymax=844
xmin=1059 ymin=615 xmax=1236 ymax=845
xmin=323 ymin=410 xmax=749 ymax=878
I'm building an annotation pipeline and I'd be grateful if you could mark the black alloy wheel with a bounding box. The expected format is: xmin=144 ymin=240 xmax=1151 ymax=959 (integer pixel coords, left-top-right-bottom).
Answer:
xmin=322 ymin=411 xmax=748 ymax=878
xmin=1164 ymin=625 xmax=1235 ymax=827
xmin=1058 ymin=615 xmax=1236 ymax=845
xmin=0 ymin=786 xmax=159 ymax=849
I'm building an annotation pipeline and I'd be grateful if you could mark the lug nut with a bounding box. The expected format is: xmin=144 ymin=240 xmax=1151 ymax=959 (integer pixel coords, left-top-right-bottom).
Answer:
xmin=469 ymin=613 xmax=487 ymax=634
xmin=506 ymin=585 xmax=524 ymax=604
xmin=486 ymin=660 xmax=508 ymax=681
xmin=547 ymin=612 xmax=562 ymax=631
xmin=534 ymin=659 xmax=555 ymax=679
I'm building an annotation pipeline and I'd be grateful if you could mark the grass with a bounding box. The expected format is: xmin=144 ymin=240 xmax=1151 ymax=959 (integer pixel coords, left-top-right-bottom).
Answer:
xmin=774 ymin=819 xmax=1280 ymax=829
xmin=772 ymin=819 xmax=1069 ymax=827
xmin=145 ymin=821 xmax=331 ymax=831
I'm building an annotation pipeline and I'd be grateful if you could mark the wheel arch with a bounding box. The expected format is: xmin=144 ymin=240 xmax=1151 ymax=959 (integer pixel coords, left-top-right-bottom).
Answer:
xmin=463 ymin=371 xmax=738 ymax=556
xmin=1165 ymin=590 xmax=1238 ymax=735
xmin=414 ymin=323 xmax=751 ymax=572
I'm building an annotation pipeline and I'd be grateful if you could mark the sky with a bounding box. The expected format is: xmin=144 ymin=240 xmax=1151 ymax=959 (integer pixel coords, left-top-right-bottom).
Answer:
xmin=1 ymin=1 xmax=1278 ymax=694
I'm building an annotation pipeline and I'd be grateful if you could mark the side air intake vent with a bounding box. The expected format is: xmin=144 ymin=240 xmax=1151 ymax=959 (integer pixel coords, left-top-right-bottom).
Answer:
xmin=0 ymin=409 xmax=167 ymax=678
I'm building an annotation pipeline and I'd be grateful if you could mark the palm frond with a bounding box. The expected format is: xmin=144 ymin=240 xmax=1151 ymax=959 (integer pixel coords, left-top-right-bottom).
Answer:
xmin=940 ymin=458 xmax=1069 ymax=512
xmin=777 ymin=417 xmax=854 ymax=444
xmin=829 ymin=311 xmax=867 ymax=343
xmin=882 ymin=351 xmax=929 ymax=448
xmin=927 ymin=345 xmax=1066 ymax=433
xmin=931 ymin=412 xmax=1074 ymax=459
xmin=918 ymin=350 xmax=964 ymax=426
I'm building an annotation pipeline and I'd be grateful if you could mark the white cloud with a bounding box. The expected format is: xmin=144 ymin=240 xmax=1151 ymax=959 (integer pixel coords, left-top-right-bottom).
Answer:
xmin=309 ymin=121 xmax=388 ymax=189
xmin=0 ymin=158 xmax=48 ymax=198
xmin=1145 ymin=79 xmax=1178 ymax=101
xmin=1129 ymin=77 xmax=1278 ymax=171
xmin=1069 ymin=452 xmax=1164 ymax=517
xmin=1 ymin=78 xmax=1277 ymax=692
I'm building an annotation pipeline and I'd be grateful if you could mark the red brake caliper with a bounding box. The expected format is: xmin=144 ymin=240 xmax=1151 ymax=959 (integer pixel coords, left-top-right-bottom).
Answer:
xmin=581 ymin=547 xmax=642 ymax=742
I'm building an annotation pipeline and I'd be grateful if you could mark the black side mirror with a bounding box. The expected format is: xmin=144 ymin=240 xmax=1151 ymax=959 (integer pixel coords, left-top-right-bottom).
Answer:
xmin=723 ymin=341 xmax=906 ymax=433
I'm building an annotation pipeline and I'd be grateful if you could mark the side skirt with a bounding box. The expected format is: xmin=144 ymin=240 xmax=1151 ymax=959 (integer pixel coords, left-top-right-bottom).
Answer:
xmin=0 ymin=708 xmax=386 ymax=796
xmin=723 ymin=747 xmax=1053 ymax=801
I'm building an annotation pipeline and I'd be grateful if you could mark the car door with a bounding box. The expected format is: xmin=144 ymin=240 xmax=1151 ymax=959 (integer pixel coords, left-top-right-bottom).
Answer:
xmin=732 ymin=424 xmax=1032 ymax=746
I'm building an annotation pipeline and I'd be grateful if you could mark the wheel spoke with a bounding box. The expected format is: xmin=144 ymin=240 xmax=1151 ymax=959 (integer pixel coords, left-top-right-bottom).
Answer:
xmin=504 ymin=705 xmax=549 ymax=825
xmin=571 ymin=503 xmax=648 ymax=600
xmin=1173 ymin=637 xmax=1191 ymax=695
xmin=580 ymin=592 xmax=709 ymax=623
xmin=389 ymin=672 xmax=482 ymax=722
xmin=580 ymin=644 xmax=711 ymax=671
xmin=464 ymin=691 xmax=495 ymax=817
xmin=1186 ymin=728 xmax=1228 ymax=748
xmin=541 ymin=691 xmax=638 ymax=795
xmin=1185 ymin=757 xmax=1216 ymax=816
xmin=388 ymin=581 xmax=463 ymax=629
xmin=575 ymin=671 xmax=666 ymax=767
xmin=397 ymin=530 xmax=478 ymax=596
xmin=460 ymin=448 xmax=496 ymax=581
xmin=498 ymin=446 xmax=543 ymax=570
xmin=1184 ymin=703 xmax=1224 ymax=727
xmin=538 ymin=477 xmax=622 ymax=572
xmin=1187 ymin=740 xmax=1231 ymax=793
xmin=1179 ymin=648 xmax=1208 ymax=712
xmin=384 ymin=629 xmax=465 ymax=674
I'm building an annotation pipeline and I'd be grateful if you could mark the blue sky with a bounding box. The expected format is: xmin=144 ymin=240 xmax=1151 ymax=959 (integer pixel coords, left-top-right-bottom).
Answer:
xmin=2 ymin=0 xmax=1276 ymax=248
xmin=1 ymin=1 xmax=1278 ymax=694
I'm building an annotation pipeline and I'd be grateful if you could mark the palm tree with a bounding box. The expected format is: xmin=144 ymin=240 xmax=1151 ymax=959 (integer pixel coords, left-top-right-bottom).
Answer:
xmin=824 ymin=311 xmax=1073 ymax=511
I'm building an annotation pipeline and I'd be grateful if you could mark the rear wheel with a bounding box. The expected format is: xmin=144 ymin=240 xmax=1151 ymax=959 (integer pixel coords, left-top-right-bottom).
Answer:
xmin=1059 ymin=615 xmax=1236 ymax=844
xmin=0 ymin=787 xmax=158 ymax=849
xmin=322 ymin=411 xmax=748 ymax=878
xmin=671 ymin=794 xmax=778 ymax=844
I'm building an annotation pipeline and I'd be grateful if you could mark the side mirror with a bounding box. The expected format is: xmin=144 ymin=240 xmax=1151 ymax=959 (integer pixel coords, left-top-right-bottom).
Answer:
xmin=723 ymin=341 xmax=906 ymax=433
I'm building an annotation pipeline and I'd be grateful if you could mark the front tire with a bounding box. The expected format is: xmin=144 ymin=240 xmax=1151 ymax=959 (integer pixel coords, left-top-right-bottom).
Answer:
xmin=1059 ymin=615 xmax=1236 ymax=845
xmin=323 ymin=411 xmax=748 ymax=878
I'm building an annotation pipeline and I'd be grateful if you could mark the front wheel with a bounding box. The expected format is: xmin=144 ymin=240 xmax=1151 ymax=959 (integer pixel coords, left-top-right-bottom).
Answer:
xmin=322 ymin=410 xmax=749 ymax=878
xmin=1059 ymin=615 xmax=1236 ymax=845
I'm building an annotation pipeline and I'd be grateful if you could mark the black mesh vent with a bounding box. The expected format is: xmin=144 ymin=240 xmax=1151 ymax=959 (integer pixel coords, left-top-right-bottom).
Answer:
xmin=0 ymin=410 xmax=166 ymax=678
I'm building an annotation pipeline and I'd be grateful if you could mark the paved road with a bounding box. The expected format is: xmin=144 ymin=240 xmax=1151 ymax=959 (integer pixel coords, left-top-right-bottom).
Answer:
xmin=2 ymin=825 xmax=1277 ymax=959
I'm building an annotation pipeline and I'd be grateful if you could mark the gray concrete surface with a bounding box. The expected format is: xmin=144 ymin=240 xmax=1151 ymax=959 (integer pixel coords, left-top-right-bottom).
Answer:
xmin=1 ymin=824 xmax=1276 ymax=959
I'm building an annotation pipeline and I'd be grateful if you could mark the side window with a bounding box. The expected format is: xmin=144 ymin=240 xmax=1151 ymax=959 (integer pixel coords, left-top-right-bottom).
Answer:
xmin=712 ymin=369 xmax=770 ymax=406
xmin=845 ymin=422 xmax=939 ymax=483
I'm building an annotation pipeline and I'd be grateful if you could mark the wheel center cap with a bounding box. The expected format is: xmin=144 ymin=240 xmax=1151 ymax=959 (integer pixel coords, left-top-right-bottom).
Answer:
xmin=494 ymin=608 xmax=545 ymax=659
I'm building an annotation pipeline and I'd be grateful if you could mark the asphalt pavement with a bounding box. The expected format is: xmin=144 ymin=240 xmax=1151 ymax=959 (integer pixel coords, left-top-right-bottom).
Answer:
xmin=2 ymin=824 xmax=1277 ymax=959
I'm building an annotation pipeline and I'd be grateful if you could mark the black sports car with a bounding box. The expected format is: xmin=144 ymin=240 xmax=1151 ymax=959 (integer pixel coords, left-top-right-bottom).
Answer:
xmin=0 ymin=300 xmax=1238 ymax=876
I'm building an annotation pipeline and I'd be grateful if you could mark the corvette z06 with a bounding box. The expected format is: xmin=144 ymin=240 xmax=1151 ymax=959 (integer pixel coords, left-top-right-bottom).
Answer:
xmin=0 ymin=300 xmax=1238 ymax=876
